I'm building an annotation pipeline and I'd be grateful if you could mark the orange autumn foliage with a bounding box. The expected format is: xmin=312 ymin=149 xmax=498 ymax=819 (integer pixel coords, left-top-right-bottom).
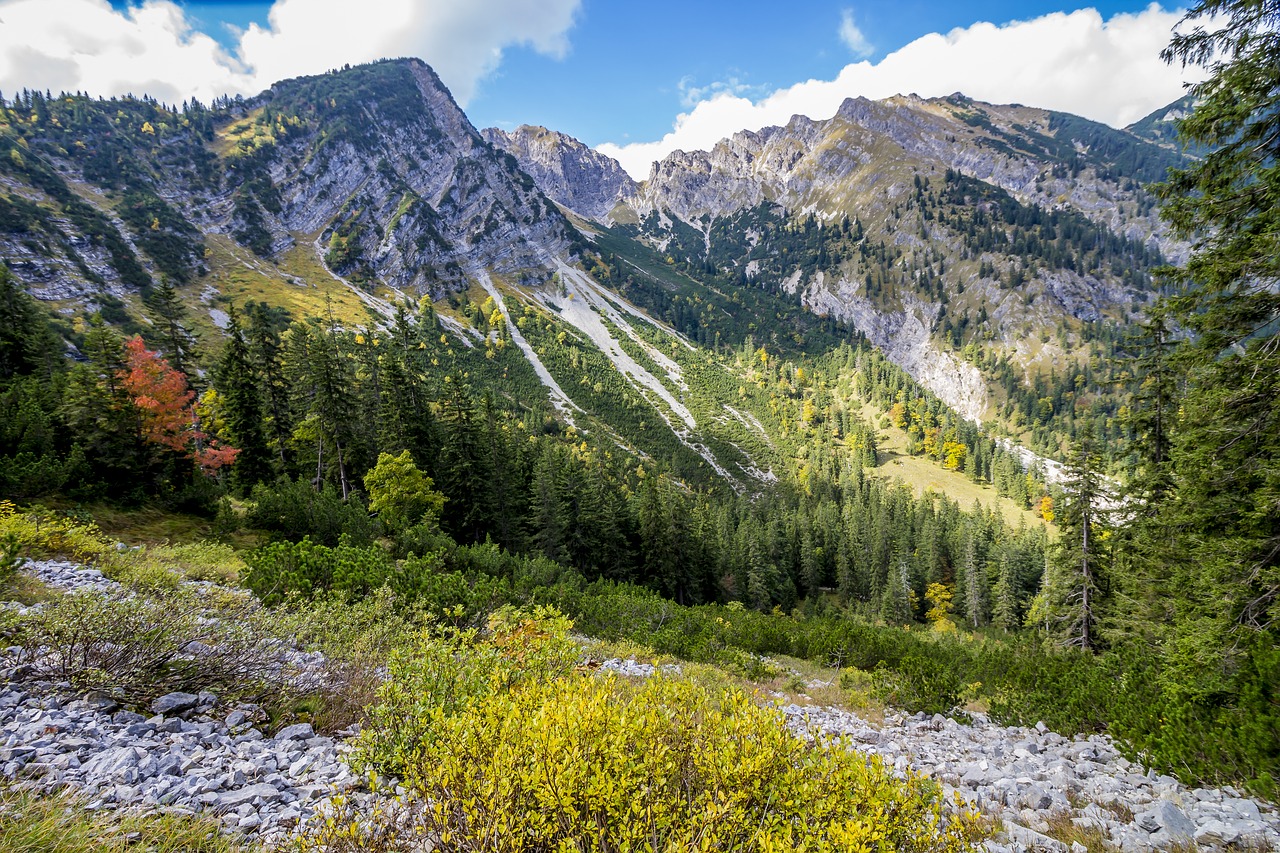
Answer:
xmin=118 ymin=336 xmax=238 ymax=474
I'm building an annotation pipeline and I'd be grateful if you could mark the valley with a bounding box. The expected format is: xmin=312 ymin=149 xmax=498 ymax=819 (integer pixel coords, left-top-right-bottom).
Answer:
xmin=1 ymin=2 xmax=1278 ymax=847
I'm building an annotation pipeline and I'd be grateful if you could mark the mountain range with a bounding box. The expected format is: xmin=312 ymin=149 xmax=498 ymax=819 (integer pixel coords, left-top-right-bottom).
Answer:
xmin=0 ymin=57 xmax=1188 ymax=488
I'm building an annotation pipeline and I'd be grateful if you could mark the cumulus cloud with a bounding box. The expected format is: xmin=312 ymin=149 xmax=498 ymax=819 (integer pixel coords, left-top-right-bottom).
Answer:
xmin=0 ymin=0 xmax=580 ymax=106
xmin=839 ymin=10 xmax=874 ymax=58
xmin=600 ymin=4 xmax=1204 ymax=180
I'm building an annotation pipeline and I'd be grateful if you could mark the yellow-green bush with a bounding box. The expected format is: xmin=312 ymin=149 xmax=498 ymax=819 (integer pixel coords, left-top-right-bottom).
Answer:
xmin=0 ymin=502 xmax=242 ymax=589
xmin=135 ymin=540 xmax=245 ymax=584
xmin=413 ymin=675 xmax=985 ymax=852
xmin=319 ymin=607 xmax=987 ymax=853
xmin=354 ymin=605 xmax=580 ymax=777
xmin=0 ymin=500 xmax=114 ymax=566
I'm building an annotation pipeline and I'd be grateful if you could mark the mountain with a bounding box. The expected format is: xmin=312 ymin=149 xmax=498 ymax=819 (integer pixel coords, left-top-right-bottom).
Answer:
xmin=499 ymin=94 xmax=1186 ymax=425
xmin=1126 ymin=94 xmax=1197 ymax=149
xmin=0 ymin=59 xmax=1179 ymax=494
xmin=0 ymin=58 xmax=573 ymax=312
xmin=482 ymin=125 xmax=638 ymax=221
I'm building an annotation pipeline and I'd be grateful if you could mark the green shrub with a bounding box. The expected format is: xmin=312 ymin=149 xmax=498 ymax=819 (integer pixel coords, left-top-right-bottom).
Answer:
xmin=319 ymin=605 xmax=988 ymax=853
xmin=14 ymin=587 xmax=294 ymax=706
xmin=241 ymin=536 xmax=392 ymax=605
xmin=0 ymin=531 xmax=23 ymax=586
xmin=278 ymin=588 xmax=429 ymax=733
xmin=354 ymin=605 xmax=580 ymax=778
xmin=246 ymin=478 xmax=376 ymax=547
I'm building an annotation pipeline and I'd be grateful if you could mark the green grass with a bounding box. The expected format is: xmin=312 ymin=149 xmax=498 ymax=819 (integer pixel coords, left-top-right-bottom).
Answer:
xmin=0 ymin=787 xmax=253 ymax=853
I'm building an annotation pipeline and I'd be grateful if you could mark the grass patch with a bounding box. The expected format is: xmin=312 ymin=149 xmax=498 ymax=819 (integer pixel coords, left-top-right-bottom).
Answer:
xmin=0 ymin=786 xmax=251 ymax=853
xmin=67 ymin=502 xmax=215 ymax=546
xmin=1042 ymin=811 xmax=1118 ymax=853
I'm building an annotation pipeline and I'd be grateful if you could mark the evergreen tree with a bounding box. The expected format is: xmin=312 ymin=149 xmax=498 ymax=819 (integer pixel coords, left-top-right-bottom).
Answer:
xmin=0 ymin=263 xmax=60 ymax=383
xmin=1037 ymin=428 xmax=1109 ymax=650
xmin=215 ymin=306 xmax=272 ymax=489
xmin=284 ymin=318 xmax=359 ymax=499
xmin=244 ymin=302 xmax=293 ymax=470
xmin=144 ymin=277 xmax=199 ymax=376
xmin=1153 ymin=0 xmax=1280 ymax=698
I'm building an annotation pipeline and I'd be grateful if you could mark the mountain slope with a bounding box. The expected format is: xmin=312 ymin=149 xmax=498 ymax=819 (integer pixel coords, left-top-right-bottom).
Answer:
xmin=497 ymin=95 xmax=1184 ymax=433
xmin=0 ymin=60 xmax=1141 ymax=499
xmin=0 ymin=59 xmax=574 ymax=312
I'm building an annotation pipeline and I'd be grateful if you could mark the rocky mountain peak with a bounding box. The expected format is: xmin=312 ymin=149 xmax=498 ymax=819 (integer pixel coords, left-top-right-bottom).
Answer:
xmin=482 ymin=124 xmax=638 ymax=221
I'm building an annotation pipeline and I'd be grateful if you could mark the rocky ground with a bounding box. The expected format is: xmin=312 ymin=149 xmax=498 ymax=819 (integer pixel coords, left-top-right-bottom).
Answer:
xmin=3 ymin=559 xmax=1278 ymax=851
xmin=1 ymin=560 xmax=369 ymax=847
xmin=785 ymin=704 xmax=1278 ymax=852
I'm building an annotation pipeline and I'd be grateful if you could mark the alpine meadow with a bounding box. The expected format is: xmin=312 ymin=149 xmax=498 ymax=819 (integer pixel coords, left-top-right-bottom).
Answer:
xmin=0 ymin=0 xmax=1277 ymax=851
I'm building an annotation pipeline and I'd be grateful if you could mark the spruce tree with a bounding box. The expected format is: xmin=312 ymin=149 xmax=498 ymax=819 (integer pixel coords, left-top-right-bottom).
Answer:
xmin=144 ymin=276 xmax=199 ymax=376
xmin=0 ymin=263 xmax=60 ymax=383
xmin=215 ymin=306 xmax=271 ymax=489
xmin=1153 ymin=0 xmax=1280 ymax=698
xmin=1040 ymin=427 xmax=1109 ymax=650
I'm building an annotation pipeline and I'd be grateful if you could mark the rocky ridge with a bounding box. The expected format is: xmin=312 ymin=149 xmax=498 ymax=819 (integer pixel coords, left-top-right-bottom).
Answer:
xmin=494 ymin=94 xmax=1189 ymax=422
xmin=0 ymin=59 xmax=576 ymax=306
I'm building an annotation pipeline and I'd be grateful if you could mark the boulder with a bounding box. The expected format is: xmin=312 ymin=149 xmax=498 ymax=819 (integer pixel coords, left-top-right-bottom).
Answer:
xmin=150 ymin=692 xmax=199 ymax=716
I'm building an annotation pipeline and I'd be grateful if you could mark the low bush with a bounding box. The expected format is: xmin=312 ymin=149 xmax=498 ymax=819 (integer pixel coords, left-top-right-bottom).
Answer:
xmin=0 ymin=500 xmax=115 ymax=566
xmin=139 ymin=540 xmax=245 ymax=584
xmin=354 ymin=605 xmax=579 ymax=777
xmin=280 ymin=588 xmax=429 ymax=733
xmin=14 ymin=587 xmax=293 ymax=706
xmin=245 ymin=478 xmax=376 ymax=547
xmin=312 ymin=607 xmax=987 ymax=853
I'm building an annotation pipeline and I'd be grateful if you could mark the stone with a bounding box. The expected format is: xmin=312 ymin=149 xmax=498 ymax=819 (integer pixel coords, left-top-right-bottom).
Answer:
xmin=150 ymin=693 xmax=199 ymax=716
xmin=1194 ymin=819 xmax=1241 ymax=846
xmin=1135 ymin=800 xmax=1195 ymax=841
xmin=275 ymin=723 xmax=314 ymax=742
xmin=1004 ymin=821 xmax=1068 ymax=852
xmin=217 ymin=783 xmax=283 ymax=808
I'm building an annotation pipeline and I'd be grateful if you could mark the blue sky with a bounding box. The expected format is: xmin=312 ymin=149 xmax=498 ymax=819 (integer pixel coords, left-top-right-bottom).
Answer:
xmin=4 ymin=1 xmax=1200 ymax=177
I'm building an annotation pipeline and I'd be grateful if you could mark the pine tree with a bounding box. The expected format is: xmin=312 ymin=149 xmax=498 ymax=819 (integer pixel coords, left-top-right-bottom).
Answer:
xmin=990 ymin=550 xmax=1020 ymax=632
xmin=215 ymin=306 xmax=271 ymax=489
xmin=1041 ymin=428 xmax=1109 ymax=650
xmin=880 ymin=552 xmax=916 ymax=625
xmin=0 ymin=263 xmax=60 ymax=383
xmin=960 ymin=531 xmax=987 ymax=629
xmin=244 ymin=302 xmax=293 ymax=470
xmin=284 ymin=318 xmax=358 ymax=499
xmin=144 ymin=277 xmax=199 ymax=376
xmin=1152 ymin=0 xmax=1280 ymax=699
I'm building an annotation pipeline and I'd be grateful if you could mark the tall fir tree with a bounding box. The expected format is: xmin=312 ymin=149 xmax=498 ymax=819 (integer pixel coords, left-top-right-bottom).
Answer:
xmin=215 ymin=306 xmax=272 ymax=489
xmin=1152 ymin=0 xmax=1280 ymax=702
xmin=144 ymin=276 xmax=199 ymax=377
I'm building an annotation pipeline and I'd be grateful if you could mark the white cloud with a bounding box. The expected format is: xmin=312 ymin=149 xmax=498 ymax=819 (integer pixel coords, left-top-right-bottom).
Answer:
xmin=677 ymin=74 xmax=767 ymax=108
xmin=0 ymin=0 xmax=580 ymax=106
xmin=839 ymin=10 xmax=874 ymax=58
xmin=600 ymin=5 xmax=1204 ymax=180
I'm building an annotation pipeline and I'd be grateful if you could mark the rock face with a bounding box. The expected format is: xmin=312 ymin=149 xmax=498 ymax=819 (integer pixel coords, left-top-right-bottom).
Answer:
xmin=0 ymin=59 xmax=576 ymax=303
xmin=250 ymin=61 xmax=575 ymax=293
xmin=630 ymin=94 xmax=1181 ymax=256
xmin=483 ymin=125 xmax=638 ymax=221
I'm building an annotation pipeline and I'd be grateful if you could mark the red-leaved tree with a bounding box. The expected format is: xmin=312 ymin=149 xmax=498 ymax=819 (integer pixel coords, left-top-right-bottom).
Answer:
xmin=118 ymin=336 xmax=238 ymax=474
